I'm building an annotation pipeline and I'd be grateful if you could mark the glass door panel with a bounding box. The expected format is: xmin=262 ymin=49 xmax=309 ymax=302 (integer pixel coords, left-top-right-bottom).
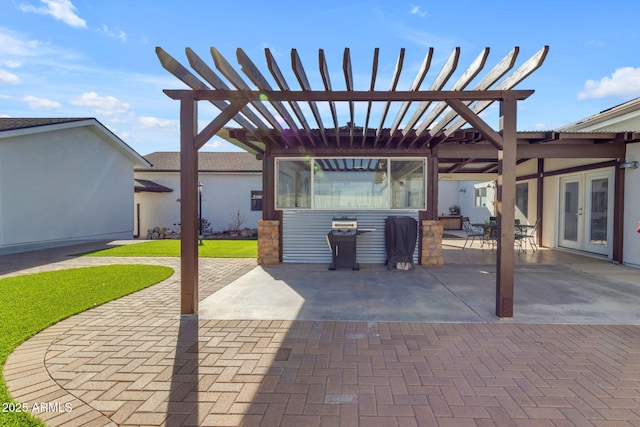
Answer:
xmin=559 ymin=177 xmax=583 ymax=250
xmin=558 ymin=171 xmax=612 ymax=255
xmin=584 ymin=174 xmax=611 ymax=255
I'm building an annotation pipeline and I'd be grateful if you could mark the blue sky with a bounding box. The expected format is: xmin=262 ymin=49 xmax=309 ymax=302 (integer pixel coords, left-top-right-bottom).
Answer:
xmin=1 ymin=0 xmax=639 ymax=155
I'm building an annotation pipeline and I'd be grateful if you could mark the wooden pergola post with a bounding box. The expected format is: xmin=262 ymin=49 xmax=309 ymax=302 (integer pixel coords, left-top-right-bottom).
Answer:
xmin=179 ymin=95 xmax=199 ymax=315
xmin=445 ymin=96 xmax=518 ymax=318
xmin=613 ymin=162 xmax=625 ymax=263
xmin=174 ymin=93 xmax=248 ymax=315
xmin=496 ymin=97 xmax=517 ymax=318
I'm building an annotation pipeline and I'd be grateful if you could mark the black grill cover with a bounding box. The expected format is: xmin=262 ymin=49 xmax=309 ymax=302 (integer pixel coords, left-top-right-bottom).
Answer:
xmin=385 ymin=216 xmax=418 ymax=270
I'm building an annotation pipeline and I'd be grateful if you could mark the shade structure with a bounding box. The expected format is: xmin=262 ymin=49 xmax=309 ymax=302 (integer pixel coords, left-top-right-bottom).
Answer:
xmin=156 ymin=44 xmax=638 ymax=319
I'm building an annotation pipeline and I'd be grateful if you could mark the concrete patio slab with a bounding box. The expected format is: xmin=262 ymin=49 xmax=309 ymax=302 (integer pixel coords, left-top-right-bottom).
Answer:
xmin=199 ymin=264 xmax=484 ymax=322
xmin=199 ymin=261 xmax=640 ymax=324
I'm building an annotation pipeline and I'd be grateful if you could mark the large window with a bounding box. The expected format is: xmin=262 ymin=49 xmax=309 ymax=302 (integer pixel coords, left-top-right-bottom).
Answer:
xmin=277 ymin=159 xmax=311 ymax=208
xmin=474 ymin=187 xmax=487 ymax=207
xmin=391 ymin=160 xmax=425 ymax=209
xmin=314 ymin=158 xmax=388 ymax=209
xmin=275 ymin=157 xmax=426 ymax=210
xmin=515 ymin=183 xmax=528 ymax=218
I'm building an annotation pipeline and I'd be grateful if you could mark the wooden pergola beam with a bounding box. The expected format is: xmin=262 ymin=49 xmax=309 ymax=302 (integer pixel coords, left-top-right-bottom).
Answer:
xmin=362 ymin=48 xmax=379 ymax=146
xmin=163 ymin=89 xmax=535 ymax=102
xmin=438 ymin=142 xmax=626 ymax=159
xmin=374 ymin=48 xmax=405 ymax=147
xmin=446 ymin=99 xmax=503 ymax=149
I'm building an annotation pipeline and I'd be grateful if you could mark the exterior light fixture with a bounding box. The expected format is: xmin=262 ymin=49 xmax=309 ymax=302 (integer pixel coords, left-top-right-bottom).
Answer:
xmin=620 ymin=160 xmax=639 ymax=169
xmin=459 ymin=187 xmax=466 ymax=193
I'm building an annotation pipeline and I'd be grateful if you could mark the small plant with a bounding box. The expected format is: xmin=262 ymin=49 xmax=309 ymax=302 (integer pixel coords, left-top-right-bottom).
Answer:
xmin=227 ymin=210 xmax=246 ymax=232
xmin=199 ymin=218 xmax=213 ymax=236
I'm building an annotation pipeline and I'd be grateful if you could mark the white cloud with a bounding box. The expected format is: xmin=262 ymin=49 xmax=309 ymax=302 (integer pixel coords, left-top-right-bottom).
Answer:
xmin=410 ymin=5 xmax=427 ymax=17
xmin=2 ymin=60 xmax=22 ymax=68
xmin=98 ymin=25 xmax=127 ymax=43
xmin=394 ymin=25 xmax=456 ymax=51
xmin=70 ymin=92 xmax=131 ymax=116
xmin=0 ymin=28 xmax=43 ymax=56
xmin=205 ymin=139 xmax=224 ymax=149
xmin=138 ymin=116 xmax=178 ymax=131
xmin=0 ymin=69 xmax=20 ymax=84
xmin=533 ymin=123 xmax=547 ymax=130
xmin=0 ymin=28 xmax=84 ymax=68
xmin=19 ymin=0 xmax=86 ymax=28
xmin=202 ymin=137 xmax=244 ymax=152
xmin=578 ymin=67 xmax=640 ymax=100
xmin=22 ymin=95 xmax=62 ymax=109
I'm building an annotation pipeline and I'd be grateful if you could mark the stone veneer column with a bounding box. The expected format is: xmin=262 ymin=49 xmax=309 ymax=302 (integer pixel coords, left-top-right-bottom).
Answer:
xmin=257 ymin=220 xmax=280 ymax=265
xmin=420 ymin=220 xmax=444 ymax=266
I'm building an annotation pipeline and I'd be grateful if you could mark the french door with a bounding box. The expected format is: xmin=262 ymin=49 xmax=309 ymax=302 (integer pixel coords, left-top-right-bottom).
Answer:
xmin=559 ymin=170 xmax=613 ymax=255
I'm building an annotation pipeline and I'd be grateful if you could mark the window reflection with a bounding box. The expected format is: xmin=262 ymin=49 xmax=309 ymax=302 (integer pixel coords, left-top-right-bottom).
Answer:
xmin=314 ymin=158 xmax=388 ymax=209
xmin=391 ymin=160 xmax=424 ymax=209
xmin=275 ymin=157 xmax=426 ymax=210
xmin=276 ymin=159 xmax=311 ymax=208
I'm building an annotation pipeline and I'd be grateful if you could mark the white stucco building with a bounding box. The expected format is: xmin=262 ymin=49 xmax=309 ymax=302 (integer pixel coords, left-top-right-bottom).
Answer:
xmin=134 ymin=152 xmax=263 ymax=237
xmin=0 ymin=118 xmax=150 ymax=253
xmin=445 ymin=98 xmax=640 ymax=267
xmin=558 ymin=98 xmax=640 ymax=267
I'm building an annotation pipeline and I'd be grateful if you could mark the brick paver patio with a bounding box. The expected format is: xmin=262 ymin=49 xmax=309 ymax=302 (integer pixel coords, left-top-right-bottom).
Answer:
xmin=3 ymin=242 xmax=640 ymax=426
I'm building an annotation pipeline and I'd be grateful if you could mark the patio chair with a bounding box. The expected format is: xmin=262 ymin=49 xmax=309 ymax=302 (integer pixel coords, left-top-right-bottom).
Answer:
xmin=516 ymin=218 xmax=540 ymax=253
xmin=479 ymin=217 xmax=498 ymax=250
xmin=461 ymin=217 xmax=485 ymax=249
xmin=523 ymin=218 xmax=540 ymax=252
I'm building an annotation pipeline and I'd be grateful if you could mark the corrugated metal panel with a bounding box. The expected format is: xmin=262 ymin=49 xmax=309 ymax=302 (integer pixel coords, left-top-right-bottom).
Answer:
xmin=282 ymin=210 xmax=419 ymax=264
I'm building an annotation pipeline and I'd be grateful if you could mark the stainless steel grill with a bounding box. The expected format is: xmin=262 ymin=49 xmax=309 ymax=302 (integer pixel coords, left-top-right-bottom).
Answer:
xmin=331 ymin=217 xmax=358 ymax=233
xmin=327 ymin=217 xmax=358 ymax=270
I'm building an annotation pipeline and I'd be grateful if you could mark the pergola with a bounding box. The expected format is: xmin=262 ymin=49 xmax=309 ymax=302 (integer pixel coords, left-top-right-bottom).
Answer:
xmin=157 ymin=45 xmax=636 ymax=318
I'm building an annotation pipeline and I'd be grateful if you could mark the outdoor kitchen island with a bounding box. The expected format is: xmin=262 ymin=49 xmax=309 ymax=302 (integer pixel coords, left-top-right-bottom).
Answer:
xmin=276 ymin=157 xmax=423 ymax=266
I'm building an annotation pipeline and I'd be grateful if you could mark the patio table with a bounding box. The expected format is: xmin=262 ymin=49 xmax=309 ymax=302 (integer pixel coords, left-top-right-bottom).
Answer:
xmin=473 ymin=223 xmax=497 ymax=249
xmin=473 ymin=222 xmax=534 ymax=251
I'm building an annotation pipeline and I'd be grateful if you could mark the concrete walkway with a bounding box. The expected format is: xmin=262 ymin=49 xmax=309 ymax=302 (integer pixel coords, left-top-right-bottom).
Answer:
xmin=3 ymin=241 xmax=640 ymax=426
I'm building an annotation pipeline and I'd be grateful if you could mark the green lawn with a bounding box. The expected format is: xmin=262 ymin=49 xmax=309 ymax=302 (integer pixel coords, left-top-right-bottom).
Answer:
xmin=0 ymin=265 xmax=174 ymax=427
xmin=80 ymin=239 xmax=258 ymax=258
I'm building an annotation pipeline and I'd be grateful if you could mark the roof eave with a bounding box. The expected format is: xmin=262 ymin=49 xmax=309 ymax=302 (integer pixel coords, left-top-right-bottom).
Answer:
xmin=0 ymin=118 xmax=151 ymax=167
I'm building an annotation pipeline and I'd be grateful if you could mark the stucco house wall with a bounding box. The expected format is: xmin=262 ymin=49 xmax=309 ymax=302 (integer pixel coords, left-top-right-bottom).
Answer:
xmin=204 ymin=173 xmax=262 ymax=233
xmin=0 ymin=118 xmax=148 ymax=252
xmin=134 ymin=171 xmax=262 ymax=236
xmin=540 ymin=162 xmax=616 ymax=254
xmin=134 ymin=152 xmax=263 ymax=238
xmin=623 ymin=142 xmax=640 ymax=267
xmin=134 ymin=172 xmax=181 ymax=236
xmin=548 ymin=98 xmax=640 ymax=264
xmin=566 ymin=105 xmax=640 ymax=266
